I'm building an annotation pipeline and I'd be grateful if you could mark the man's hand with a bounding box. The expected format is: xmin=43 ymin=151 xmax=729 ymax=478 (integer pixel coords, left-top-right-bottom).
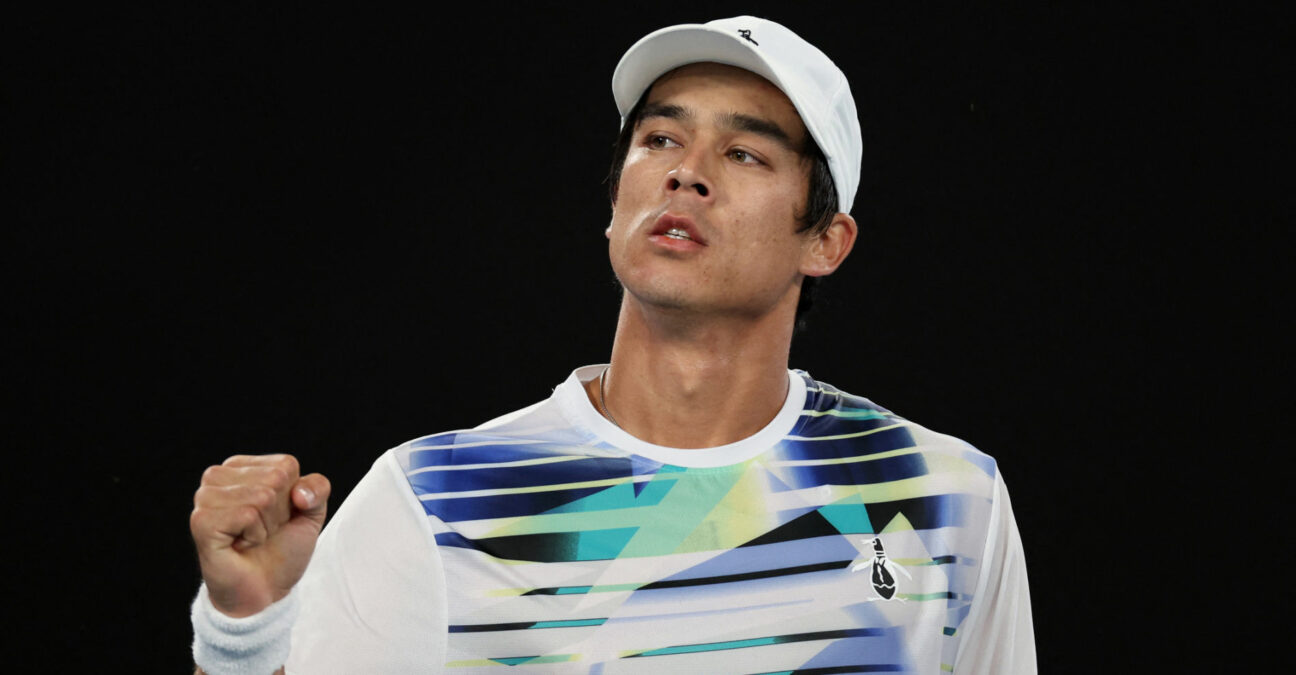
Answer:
xmin=190 ymin=454 xmax=330 ymax=618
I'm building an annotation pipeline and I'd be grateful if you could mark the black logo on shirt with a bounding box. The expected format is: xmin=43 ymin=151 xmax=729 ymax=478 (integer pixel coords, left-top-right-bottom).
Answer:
xmin=852 ymin=537 xmax=912 ymax=601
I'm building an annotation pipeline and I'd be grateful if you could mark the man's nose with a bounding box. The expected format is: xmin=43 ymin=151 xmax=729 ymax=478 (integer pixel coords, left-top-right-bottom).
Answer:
xmin=664 ymin=148 xmax=714 ymax=200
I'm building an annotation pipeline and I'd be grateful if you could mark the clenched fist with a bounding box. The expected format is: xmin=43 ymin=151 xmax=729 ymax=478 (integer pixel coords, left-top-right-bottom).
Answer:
xmin=190 ymin=454 xmax=330 ymax=618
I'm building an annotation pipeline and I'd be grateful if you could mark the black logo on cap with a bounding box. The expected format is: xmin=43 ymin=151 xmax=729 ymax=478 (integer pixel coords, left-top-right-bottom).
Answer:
xmin=738 ymin=29 xmax=758 ymax=45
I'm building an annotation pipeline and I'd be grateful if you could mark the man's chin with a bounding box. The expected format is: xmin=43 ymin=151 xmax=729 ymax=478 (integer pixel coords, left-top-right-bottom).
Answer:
xmin=623 ymin=285 xmax=702 ymax=313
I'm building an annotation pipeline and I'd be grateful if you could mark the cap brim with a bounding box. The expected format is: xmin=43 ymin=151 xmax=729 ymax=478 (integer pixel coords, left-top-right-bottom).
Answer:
xmin=612 ymin=24 xmax=783 ymax=117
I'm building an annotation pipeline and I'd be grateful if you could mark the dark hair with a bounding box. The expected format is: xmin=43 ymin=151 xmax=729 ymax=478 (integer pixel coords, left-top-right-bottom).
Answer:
xmin=606 ymin=91 xmax=841 ymax=329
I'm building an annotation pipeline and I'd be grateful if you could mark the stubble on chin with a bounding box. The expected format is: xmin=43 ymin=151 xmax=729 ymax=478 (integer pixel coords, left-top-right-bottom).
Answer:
xmin=611 ymin=258 xmax=710 ymax=316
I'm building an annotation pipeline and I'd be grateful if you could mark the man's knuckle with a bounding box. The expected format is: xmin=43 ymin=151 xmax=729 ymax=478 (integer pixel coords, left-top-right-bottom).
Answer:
xmin=201 ymin=465 xmax=223 ymax=484
xmin=278 ymin=455 xmax=300 ymax=475
xmin=233 ymin=505 xmax=261 ymax=530
xmin=250 ymin=486 xmax=276 ymax=509
xmin=266 ymin=468 xmax=290 ymax=490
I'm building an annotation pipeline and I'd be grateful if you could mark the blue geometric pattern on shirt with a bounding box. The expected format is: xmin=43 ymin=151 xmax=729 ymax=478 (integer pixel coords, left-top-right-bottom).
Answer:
xmin=408 ymin=454 xmax=633 ymax=493
xmin=408 ymin=373 xmax=996 ymax=672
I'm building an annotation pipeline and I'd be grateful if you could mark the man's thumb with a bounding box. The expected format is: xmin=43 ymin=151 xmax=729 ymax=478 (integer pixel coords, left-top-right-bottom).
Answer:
xmin=291 ymin=473 xmax=331 ymax=524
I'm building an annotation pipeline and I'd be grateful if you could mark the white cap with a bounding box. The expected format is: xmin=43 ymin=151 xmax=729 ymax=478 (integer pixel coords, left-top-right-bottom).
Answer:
xmin=612 ymin=16 xmax=862 ymax=214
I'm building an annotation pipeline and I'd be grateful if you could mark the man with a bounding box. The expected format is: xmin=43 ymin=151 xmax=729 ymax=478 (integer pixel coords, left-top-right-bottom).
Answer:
xmin=190 ymin=16 xmax=1035 ymax=674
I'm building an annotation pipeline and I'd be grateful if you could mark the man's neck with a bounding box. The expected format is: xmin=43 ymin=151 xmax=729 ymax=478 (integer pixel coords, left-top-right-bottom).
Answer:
xmin=584 ymin=295 xmax=798 ymax=449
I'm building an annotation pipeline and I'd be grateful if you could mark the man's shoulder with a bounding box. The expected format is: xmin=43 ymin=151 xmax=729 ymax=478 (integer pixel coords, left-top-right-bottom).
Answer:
xmin=389 ymin=386 xmax=595 ymax=474
xmin=796 ymin=372 xmax=1000 ymax=478
xmin=474 ymin=399 xmax=549 ymax=430
xmin=798 ymin=373 xmax=897 ymax=418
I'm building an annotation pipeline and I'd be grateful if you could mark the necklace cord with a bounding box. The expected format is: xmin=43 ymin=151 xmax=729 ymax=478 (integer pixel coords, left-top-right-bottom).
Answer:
xmin=597 ymin=367 xmax=620 ymax=428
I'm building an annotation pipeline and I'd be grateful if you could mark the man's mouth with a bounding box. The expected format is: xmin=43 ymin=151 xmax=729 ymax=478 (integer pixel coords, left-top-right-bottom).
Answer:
xmin=651 ymin=215 xmax=706 ymax=246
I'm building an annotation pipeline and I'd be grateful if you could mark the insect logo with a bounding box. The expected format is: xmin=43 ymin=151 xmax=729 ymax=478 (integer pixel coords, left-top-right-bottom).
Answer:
xmin=851 ymin=537 xmax=912 ymax=600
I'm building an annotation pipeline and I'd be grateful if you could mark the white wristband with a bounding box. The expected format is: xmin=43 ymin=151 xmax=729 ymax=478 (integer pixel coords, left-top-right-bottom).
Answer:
xmin=191 ymin=583 xmax=299 ymax=675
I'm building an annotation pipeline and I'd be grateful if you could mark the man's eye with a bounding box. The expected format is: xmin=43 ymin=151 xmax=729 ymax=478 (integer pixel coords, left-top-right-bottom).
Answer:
xmin=729 ymin=149 xmax=761 ymax=165
xmin=646 ymin=135 xmax=679 ymax=149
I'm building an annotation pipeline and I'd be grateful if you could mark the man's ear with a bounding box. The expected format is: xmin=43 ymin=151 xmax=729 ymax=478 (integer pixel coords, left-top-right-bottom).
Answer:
xmin=800 ymin=213 xmax=858 ymax=277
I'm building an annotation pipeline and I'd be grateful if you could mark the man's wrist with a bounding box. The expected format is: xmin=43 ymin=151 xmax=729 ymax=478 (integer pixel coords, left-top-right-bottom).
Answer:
xmin=191 ymin=583 xmax=298 ymax=675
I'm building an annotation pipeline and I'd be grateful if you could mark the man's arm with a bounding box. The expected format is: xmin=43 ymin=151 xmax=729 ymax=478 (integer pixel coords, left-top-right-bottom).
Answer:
xmin=954 ymin=472 xmax=1037 ymax=674
xmin=283 ymin=449 xmax=448 ymax=671
xmin=189 ymin=454 xmax=330 ymax=674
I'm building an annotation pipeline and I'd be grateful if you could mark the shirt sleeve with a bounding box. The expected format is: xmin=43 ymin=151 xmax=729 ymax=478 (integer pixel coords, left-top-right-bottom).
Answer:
xmin=285 ymin=449 xmax=447 ymax=674
xmin=953 ymin=471 xmax=1037 ymax=674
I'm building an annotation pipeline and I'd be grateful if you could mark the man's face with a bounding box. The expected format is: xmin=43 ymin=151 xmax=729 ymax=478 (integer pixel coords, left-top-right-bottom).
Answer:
xmin=607 ymin=63 xmax=819 ymax=320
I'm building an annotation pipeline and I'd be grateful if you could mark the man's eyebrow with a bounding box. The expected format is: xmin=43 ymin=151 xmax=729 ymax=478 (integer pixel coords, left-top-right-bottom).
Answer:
xmin=637 ymin=104 xmax=800 ymax=152
xmin=638 ymin=103 xmax=690 ymax=123
xmin=719 ymin=112 xmax=798 ymax=151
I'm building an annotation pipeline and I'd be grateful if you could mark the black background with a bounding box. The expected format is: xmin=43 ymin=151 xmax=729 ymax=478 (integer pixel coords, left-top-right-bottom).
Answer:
xmin=6 ymin=3 xmax=1280 ymax=672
